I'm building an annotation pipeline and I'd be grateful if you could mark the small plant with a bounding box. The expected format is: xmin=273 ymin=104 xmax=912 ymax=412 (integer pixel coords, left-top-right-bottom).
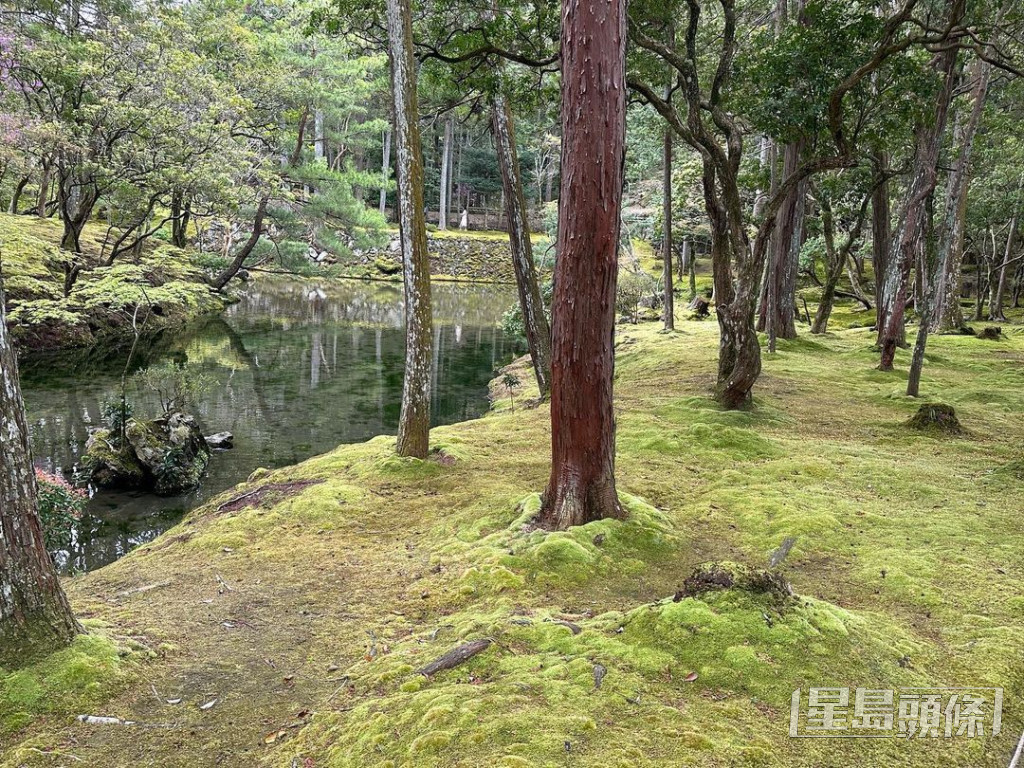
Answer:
xmin=35 ymin=469 xmax=87 ymax=552
xmin=101 ymin=400 xmax=134 ymax=446
xmin=616 ymin=270 xmax=659 ymax=324
xmin=502 ymin=371 xmax=521 ymax=412
xmin=134 ymin=361 xmax=214 ymax=415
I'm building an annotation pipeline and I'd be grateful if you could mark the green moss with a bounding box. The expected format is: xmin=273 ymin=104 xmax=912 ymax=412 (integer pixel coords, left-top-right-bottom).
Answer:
xmin=0 ymin=634 xmax=135 ymax=737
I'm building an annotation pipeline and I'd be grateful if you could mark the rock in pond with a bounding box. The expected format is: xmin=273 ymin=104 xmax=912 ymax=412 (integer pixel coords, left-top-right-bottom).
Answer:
xmin=84 ymin=411 xmax=211 ymax=496
xmin=205 ymin=432 xmax=234 ymax=450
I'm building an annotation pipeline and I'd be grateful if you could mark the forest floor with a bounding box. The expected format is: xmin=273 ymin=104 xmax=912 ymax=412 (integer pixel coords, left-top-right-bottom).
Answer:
xmin=3 ymin=310 xmax=1023 ymax=767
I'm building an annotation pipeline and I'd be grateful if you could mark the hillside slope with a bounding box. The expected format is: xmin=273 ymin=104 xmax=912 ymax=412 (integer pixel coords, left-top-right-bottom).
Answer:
xmin=2 ymin=322 xmax=1023 ymax=766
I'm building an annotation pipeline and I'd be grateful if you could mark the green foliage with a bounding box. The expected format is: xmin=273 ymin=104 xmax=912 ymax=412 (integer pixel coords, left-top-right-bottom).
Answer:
xmin=133 ymin=361 xmax=214 ymax=415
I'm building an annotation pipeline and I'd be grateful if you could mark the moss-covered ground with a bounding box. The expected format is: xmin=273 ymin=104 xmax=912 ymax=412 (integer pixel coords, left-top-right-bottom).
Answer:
xmin=2 ymin=315 xmax=1023 ymax=766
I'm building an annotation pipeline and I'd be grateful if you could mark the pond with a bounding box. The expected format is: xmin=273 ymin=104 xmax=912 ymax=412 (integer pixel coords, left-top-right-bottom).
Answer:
xmin=19 ymin=278 xmax=517 ymax=573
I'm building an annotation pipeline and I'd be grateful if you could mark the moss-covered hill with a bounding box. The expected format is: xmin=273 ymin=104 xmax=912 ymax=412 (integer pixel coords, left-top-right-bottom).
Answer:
xmin=0 ymin=214 xmax=224 ymax=351
xmin=3 ymin=322 xmax=1024 ymax=767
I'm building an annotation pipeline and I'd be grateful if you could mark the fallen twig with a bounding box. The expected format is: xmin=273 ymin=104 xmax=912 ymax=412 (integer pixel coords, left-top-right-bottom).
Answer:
xmin=114 ymin=580 xmax=173 ymax=600
xmin=417 ymin=638 xmax=492 ymax=677
xmin=1009 ymin=727 xmax=1024 ymax=768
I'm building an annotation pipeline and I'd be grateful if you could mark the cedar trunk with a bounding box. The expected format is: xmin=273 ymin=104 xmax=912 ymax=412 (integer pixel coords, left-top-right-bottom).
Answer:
xmin=491 ymin=93 xmax=552 ymax=397
xmin=0 ymin=266 xmax=81 ymax=668
xmin=539 ymin=0 xmax=626 ymax=529
xmin=386 ymin=0 xmax=433 ymax=458
xmin=759 ymin=139 xmax=805 ymax=348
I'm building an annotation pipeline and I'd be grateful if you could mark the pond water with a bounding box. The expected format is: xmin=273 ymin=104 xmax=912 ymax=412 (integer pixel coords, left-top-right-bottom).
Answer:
xmin=19 ymin=278 xmax=516 ymax=573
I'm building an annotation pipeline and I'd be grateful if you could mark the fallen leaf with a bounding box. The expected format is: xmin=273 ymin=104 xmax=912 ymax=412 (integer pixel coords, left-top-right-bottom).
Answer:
xmin=684 ymin=671 xmax=699 ymax=683
xmin=264 ymin=729 xmax=286 ymax=744
xmin=166 ymin=698 xmax=182 ymax=705
xmin=199 ymin=698 xmax=218 ymax=710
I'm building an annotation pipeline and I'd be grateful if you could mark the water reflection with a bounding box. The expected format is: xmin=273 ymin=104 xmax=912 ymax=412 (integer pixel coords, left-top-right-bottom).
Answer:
xmin=20 ymin=279 xmax=516 ymax=573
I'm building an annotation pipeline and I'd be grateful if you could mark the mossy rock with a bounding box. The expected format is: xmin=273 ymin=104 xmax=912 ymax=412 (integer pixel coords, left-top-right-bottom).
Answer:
xmin=84 ymin=412 xmax=210 ymax=495
xmin=905 ymin=403 xmax=963 ymax=435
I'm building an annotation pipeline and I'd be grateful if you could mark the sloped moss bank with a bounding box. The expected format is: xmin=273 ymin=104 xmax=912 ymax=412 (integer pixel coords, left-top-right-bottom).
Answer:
xmin=2 ymin=323 xmax=1024 ymax=766
xmin=0 ymin=213 xmax=224 ymax=352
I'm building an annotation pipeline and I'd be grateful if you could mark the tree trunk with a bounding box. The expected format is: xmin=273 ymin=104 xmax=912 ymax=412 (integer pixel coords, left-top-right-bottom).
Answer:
xmin=539 ymin=0 xmax=626 ymax=529
xmin=9 ymin=176 xmax=29 ymax=215
xmin=379 ymin=129 xmax=392 ymax=217
xmin=662 ymin=124 xmax=675 ymax=331
xmin=761 ymin=139 xmax=805 ymax=349
xmin=210 ymin=196 xmax=268 ymax=291
xmin=989 ymin=214 xmax=1016 ymax=321
xmin=438 ymin=117 xmax=452 ymax=230
xmin=935 ymin=56 xmax=993 ymax=332
xmin=877 ymin=0 xmax=962 ymax=371
xmin=907 ymin=196 xmax=939 ymax=396
xmin=491 ymin=93 xmax=552 ymax=397
xmin=386 ymin=0 xmax=433 ymax=459
xmin=871 ymin=152 xmax=891 ymax=321
xmin=36 ymin=160 xmax=51 ymax=218
xmin=0 ymin=264 xmax=81 ymax=668
xmin=314 ymin=109 xmax=326 ymax=163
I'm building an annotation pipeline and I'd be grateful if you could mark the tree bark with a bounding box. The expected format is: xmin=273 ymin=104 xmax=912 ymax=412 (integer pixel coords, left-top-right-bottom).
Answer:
xmin=539 ymin=0 xmax=626 ymax=529
xmin=438 ymin=117 xmax=452 ymax=230
xmin=379 ymin=129 xmax=392 ymax=217
xmin=877 ymin=0 xmax=963 ymax=371
xmin=0 ymin=262 xmax=81 ymax=668
xmin=491 ymin=93 xmax=552 ymax=397
xmin=934 ymin=55 xmax=993 ymax=332
xmin=386 ymin=0 xmax=433 ymax=458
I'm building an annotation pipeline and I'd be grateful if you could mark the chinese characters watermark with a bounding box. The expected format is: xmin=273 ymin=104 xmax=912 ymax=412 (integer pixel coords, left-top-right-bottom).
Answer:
xmin=790 ymin=687 xmax=1002 ymax=739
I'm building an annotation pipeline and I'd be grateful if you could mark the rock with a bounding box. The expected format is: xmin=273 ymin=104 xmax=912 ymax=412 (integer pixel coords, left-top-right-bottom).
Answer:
xmin=205 ymin=432 xmax=234 ymax=450
xmin=84 ymin=411 xmax=211 ymax=496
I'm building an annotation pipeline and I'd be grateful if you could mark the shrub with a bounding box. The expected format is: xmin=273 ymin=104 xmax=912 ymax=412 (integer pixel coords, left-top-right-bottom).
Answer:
xmin=35 ymin=469 xmax=87 ymax=551
xmin=133 ymin=361 xmax=214 ymax=415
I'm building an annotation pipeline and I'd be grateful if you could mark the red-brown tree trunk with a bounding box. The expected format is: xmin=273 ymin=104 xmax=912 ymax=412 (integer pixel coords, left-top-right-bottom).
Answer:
xmin=492 ymin=93 xmax=552 ymax=397
xmin=662 ymin=122 xmax=675 ymax=331
xmin=539 ymin=0 xmax=626 ymax=529
xmin=1 ymin=264 xmax=81 ymax=668
xmin=386 ymin=0 xmax=433 ymax=458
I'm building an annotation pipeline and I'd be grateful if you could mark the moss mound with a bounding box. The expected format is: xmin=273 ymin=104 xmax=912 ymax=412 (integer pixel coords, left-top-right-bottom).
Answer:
xmin=905 ymin=403 xmax=963 ymax=434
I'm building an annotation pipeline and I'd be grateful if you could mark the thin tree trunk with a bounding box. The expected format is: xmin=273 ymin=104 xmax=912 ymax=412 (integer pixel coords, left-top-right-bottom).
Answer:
xmin=0 ymin=261 xmax=81 ymax=668
xmin=907 ymin=196 xmax=939 ymax=396
xmin=491 ymin=92 xmax=552 ymax=397
xmin=762 ymin=139 xmax=805 ymax=349
xmin=386 ymin=0 xmax=433 ymax=458
xmin=438 ymin=117 xmax=452 ymax=230
xmin=661 ymin=24 xmax=675 ymax=331
xmin=877 ymin=0 xmax=963 ymax=371
xmin=871 ymin=152 xmax=891 ymax=321
xmin=9 ymin=176 xmax=29 ymax=215
xmin=539 ymin=0 xmax=626 ymax=529
xmin=36 ymin=160 xmax=51 ymax=218
xmin=935 ymin=55 xmax=994 ymax=332
xmin=990 ymin=214 xmax=1016 ymax=321
xmin=210 ymin=196 xmax=268 ymax=291
xmin=379 ymin=129 xmax=392 ymax=217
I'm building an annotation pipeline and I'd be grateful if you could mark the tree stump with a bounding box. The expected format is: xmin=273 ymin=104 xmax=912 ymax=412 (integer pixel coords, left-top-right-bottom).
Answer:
xmin=906 ymin=403 xmax=963 ymax=434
